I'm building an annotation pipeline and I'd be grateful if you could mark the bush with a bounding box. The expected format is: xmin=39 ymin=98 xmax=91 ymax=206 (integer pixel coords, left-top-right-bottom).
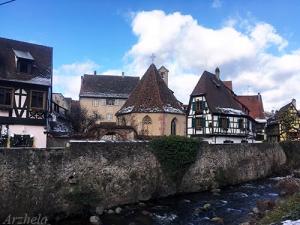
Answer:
xmin=149 ymin=136 xmax=200 ymax=185
xmin=280 ymin=141 xmax=300 ymax=169
xmin=259 ymin=193 xmax=300 ymax=225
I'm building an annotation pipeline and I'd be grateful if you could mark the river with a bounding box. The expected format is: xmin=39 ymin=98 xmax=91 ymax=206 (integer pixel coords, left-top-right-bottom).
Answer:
xmin=55 ymin=177 xmax=281 ymax=225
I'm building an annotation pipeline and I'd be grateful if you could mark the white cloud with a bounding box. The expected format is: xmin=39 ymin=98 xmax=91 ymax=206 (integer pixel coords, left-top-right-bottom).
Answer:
xmin=54 ymin=10 xmax=300 ymax=112
xmin=53 ymin=60 xmax=100 ymax=99
xmin=123 ymin=10 xmax=300 ymax=111
xmin=212 ymin=0 xmax=222 ymax=8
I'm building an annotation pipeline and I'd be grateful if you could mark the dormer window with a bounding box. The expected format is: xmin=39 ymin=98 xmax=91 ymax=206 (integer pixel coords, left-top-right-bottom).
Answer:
xmin=13 ymin=49 xmax=34 ymax=74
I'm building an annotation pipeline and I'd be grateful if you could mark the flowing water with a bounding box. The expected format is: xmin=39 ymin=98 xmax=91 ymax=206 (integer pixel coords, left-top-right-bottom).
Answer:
xmin=55 ymin=177 xmax=281 ymax=225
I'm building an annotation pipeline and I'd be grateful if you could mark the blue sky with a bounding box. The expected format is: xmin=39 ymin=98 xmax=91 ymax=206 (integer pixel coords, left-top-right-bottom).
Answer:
xmin=1 ymin=0 xmax=300 ymax=111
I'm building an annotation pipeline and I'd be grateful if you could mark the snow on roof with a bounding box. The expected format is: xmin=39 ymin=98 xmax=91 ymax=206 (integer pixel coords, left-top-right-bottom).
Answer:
xmin=80 ymin=92 xmax=129 ymax=99
xmin=216 ymin=107 xmax=246 ymax=115
xmin=117 ymin=106 xmax=134 ymax=114
xmin=13 ymin=49 xmax=34 ymax=60
xmin=0 ymin=77 xmax=51 ymax=86
xmin=255 ymin=118 xmax=267 ymax=123
xmin=163 ymin=104 xmax=184 ymax=114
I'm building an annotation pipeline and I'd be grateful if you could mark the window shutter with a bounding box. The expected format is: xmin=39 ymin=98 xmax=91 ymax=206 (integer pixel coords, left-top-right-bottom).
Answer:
xmin=227 ymin=118 xmax=230 ymax=128
xmin=192 ymin=102 xmax=196 ymax=111
xmin=201 ymin=117 xmax=206 ymax=127
xmin=192 ymin=118 xmax=195 ymax=128
xmin=218 ymin=117 xmax=221 ymax=127
xmin=201 ymin=101 xmax=205 ymax=110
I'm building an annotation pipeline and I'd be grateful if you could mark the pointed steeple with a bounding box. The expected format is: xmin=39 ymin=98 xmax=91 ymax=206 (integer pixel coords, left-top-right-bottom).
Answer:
xmin=117 ymin=64 xmax=184 ymax=115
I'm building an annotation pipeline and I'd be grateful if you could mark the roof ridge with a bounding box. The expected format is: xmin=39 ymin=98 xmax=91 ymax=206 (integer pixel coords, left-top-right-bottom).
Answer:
xmin=153 ymin=65 xmax=164 ymax=107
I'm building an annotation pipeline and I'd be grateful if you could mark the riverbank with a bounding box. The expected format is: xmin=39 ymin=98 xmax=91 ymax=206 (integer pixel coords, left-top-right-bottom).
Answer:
xmin=53 ymin=177 xmax=282 ymax=225
xmin=254 ymin=176 xmax=300 ymax=225
xmin=0 ymin=141 xmax=287 ymax=221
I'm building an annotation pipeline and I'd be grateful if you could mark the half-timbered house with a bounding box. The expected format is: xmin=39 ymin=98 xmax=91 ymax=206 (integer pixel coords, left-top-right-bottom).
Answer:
xmin=0 ymin=37 xmax=52 ymax=147
xmin=187 ymin=68 xmax=255 ymax=143
xmin=266 ymin=99 xmax=300 ymax=142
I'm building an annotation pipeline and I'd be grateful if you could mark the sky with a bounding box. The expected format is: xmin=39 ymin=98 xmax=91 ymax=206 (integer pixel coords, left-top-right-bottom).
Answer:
xmin=1 ymin=0 xmax=300 ymax=111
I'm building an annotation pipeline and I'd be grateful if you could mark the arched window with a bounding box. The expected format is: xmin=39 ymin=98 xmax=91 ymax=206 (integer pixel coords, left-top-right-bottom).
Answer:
xmin=142 ymin=115 xmax=152 ymax=135
xmin=171 ymin=118 xmax=177 ymax=135
xmin=121 ymin=117 xmax=126 ymax=126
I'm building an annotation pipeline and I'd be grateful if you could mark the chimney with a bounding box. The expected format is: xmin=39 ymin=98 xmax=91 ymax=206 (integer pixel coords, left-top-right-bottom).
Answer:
xmin=122 ymin=72 xmax=125 ymax=77
xmin=158 ymin=66 xmax=169 ymax=87
xmin=292 ymin=98 xmax=296 ymax=108
xmin=215 ymin=67 xmax=220 ymax=80
xmin=94 ymin=70 xmax=97 ymax=75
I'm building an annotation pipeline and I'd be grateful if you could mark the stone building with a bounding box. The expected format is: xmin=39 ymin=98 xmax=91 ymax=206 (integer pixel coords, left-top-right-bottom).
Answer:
xmin=79 ymin=73 xmax=139 ymax=123
xmin=116 ymin=64 xmax=186 ymax=137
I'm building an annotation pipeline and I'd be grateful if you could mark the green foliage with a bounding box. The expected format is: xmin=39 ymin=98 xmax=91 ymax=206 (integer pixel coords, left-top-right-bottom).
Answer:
xmin=259 ymin=193 xmax=300 ymax=225
xmin=280 ymin=141 xmax=300 ymax=169
xmin=149 ymin=136 xmax=200 ymax=184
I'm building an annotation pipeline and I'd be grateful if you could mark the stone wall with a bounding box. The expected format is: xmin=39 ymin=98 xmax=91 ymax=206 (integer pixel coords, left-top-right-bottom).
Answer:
xmin=0 ymin=142 xmax=287 ymax=221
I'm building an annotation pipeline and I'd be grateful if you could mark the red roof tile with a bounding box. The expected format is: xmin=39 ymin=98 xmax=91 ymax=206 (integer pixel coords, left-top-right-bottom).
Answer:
xmin=236 ymin=95 xmax=265 ymax=119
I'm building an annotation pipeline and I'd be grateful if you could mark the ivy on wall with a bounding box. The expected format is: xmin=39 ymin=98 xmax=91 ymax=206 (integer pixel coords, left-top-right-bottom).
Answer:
xmin=150 ymin=136 xmax=200 ymax=185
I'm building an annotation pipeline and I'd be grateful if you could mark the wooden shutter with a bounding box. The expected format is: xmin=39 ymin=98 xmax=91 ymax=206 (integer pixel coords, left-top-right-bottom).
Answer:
xmin=192 ymin=118 xmax=195 ymax=128
xmin=192 ymin=102 xmax=196 ymax=111
xmin=201 ymin=117 xmax=206 ymax=127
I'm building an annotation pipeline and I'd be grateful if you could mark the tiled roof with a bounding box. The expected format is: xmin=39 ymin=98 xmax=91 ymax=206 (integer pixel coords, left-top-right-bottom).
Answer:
xmin=117 ymin=64 xmax=184 ymax=115
xmin=0 ymin=37 xmax=52 ymax=86
xmin=223 ymin=81 xmax=233 ymax=90
xmin=191 ymin=71 xmax=248 ymax=115
xmin=237 ymin=95 xmax=265 ymax=120
xmin=79 ymin=74 xmax=139 ymax=98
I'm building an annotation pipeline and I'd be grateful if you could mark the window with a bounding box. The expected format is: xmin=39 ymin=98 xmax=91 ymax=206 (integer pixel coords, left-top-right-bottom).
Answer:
xmin=17 ymin=59 xmax=32 ymax=74
xmin=0 ymin=87 xmax=12 ymax=106
xmin=142 ymin=115 xmax=152 ymax=135
xmin=93 ymin=100 xmax=99 ymax=107
xmin=106 ymin=114 xmax=113 ymax=121
xmin=219 ymin=117 xmax=230 ymax=129
xmin=31 ymin=91 xmax=45 ymax=109
xmin=192 ymin=117 xmax=205 ymax=130
xmin=238 ymin=118 xmax=244 ymax=130
xmin=142 ymin=115 xmax=152 ymax=125
xmin=171 ymin=118 xmax=177 ymax=135
xmin=106 ymin=99 xmax=115 ymax=105
xmin=193 ymin=100 xmax=206 ymax=113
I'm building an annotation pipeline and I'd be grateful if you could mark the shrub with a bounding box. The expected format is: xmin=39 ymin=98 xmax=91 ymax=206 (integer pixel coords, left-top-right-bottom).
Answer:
xmin=280 ymin=141 xmax=300 ymax=169
xmin=149 ymin=136 xmax=200 ymax=185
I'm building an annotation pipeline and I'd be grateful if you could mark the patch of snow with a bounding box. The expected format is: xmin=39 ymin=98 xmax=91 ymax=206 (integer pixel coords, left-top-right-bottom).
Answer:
xmin=2 ymin=77 xmax=51 ymax=86
xmin=255 ymin=118 xmax=267 ymax=123
xmin=29 ymin=77 xmax=51 ymax=85
xmin=118 ymin=106 xmax=134 ymax=114
xmin=80 ymin=92 xmax=129 ymax=98
xmin=216 ymin=107 xmax=246 ymax=115
xmin=163 ymin=104 xmax=184 ymax=114
xmin=282 ymin=219 xmax=300 ymax=225
xmin=269 ymin=175 xmax=293 ymax=181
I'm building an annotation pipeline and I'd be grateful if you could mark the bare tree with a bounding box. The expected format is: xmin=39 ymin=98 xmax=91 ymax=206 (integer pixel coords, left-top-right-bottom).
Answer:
xmin=69 ymin=104 xmax=102 ymax=133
